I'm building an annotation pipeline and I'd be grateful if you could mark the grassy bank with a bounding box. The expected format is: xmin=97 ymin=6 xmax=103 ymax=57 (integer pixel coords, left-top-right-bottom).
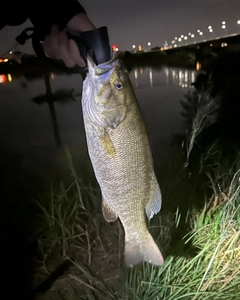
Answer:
xmin=31 ymin=138 xmax=240 ymax=299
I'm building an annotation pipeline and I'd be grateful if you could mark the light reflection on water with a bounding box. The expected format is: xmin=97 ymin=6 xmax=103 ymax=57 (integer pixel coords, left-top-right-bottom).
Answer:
xmin=129 ymin=66 xmax=196 ymax=90
xmin=0 ymin=66 xmax=196 ymax=190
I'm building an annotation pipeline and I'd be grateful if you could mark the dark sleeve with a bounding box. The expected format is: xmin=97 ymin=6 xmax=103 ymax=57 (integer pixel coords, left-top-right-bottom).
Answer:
xmin=29 ymin=0 xmax=86 ymax=40
xmin=0 ymin=0 xmax=86 ymax=39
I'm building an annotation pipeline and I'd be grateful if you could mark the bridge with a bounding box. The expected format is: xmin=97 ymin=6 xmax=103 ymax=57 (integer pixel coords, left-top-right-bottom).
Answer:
xmin=163 ymin=33 xmax=240 ymax=70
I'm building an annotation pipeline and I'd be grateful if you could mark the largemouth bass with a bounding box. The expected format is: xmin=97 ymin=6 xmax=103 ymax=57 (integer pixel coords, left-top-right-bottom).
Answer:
xmin=81 ymin=53 xmax=164 ymax=266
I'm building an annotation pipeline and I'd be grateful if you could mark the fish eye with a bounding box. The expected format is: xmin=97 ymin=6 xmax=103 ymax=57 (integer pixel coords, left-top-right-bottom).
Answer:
xmin=115 ymin=82 xmax=123 ymax=89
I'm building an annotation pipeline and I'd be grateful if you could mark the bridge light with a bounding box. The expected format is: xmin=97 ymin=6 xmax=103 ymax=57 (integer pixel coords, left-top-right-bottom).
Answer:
xmin=199 ymin=32 xmax=203 ymax=35
xmin=222 ymin=21 xmax=226 ymax=24
xmin=191 ymin=34 xmax=195 ymax=38
xmin=209 ymin=29 xmax=213 ymax=33
xmin=178 ymin=38 xmax=182 ymax=41
xmin=222 ymin=25 xmax=226 ymax=29
xmin=197 ymin=29 xmax=200 ymax=33
xmin=188 ymin=32 xmax=191 ymax=36
xmin=175 ymin=37 xmax=178 ymax=40
xmin=181 ymin=35 xmax=184 ymax=38
xmin=184 ymin=36 xmax=188 ymax=40
xmin=208 ymin=26 xmax=212 ymax=30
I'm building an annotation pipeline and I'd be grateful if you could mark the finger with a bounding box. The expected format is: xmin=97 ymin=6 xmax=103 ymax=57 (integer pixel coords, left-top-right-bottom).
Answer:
xmin=67 ymin=39 xmax=86 ymax=67
xmin=43 ymin=25 xmax=59 ymax=59
xmin=57 ymin=31 xmax=76 ymax=68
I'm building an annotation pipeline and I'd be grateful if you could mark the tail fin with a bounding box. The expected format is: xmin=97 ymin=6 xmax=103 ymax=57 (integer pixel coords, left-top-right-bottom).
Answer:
xmin=124 ymin=232 xmax=164 ymax=267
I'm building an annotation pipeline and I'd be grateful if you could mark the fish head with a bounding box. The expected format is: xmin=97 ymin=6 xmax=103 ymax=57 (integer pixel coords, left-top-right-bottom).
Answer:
xmin=82 ymin=52 xmax=135 ymax=129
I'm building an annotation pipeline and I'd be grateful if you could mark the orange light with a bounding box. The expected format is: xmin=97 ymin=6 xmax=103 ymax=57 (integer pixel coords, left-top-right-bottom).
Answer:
xmin=0 ymin=74 xmax=7 ymax=83
xmin=196 ymin=61 xmax=202 ymax=71
xmin=112 ymin=44 xmax=117 ymax=51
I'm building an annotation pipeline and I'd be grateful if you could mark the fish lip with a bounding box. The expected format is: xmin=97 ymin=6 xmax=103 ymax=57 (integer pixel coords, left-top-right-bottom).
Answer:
xmin=86 ymin=51 xmax=123 ymax=70
xmin=86 ymin=52 xmax=96 ymax=69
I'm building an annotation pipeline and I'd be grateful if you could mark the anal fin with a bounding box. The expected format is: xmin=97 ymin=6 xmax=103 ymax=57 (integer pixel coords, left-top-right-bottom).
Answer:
xmin=145 ymin=174 xmax=162 ymax=220
xmin=102 ymin=197 xmax=118 ymax=222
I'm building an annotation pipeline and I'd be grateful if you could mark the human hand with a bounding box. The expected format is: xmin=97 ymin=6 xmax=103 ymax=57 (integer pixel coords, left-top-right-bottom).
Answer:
xmin=42 ymin=13 xmax=96 ymax=68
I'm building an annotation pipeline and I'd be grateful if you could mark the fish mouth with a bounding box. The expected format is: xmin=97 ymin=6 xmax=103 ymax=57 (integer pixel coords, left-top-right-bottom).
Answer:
xmin=86 ymin=51 xmax=123 ymax=74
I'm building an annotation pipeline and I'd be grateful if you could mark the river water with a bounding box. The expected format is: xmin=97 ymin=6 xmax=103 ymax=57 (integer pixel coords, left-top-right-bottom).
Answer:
xmin=0 ymin=65 xmax=196 ymax=195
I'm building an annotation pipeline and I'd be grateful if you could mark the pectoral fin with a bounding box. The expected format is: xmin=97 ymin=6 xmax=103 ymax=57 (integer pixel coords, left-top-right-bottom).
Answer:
xmin=98 ymin=128 xmax=116 ymax=157
xmin=102 ymin=197 xmax=118 ymax=222
xmin=145 ymin=174 xmax=162 ymax=220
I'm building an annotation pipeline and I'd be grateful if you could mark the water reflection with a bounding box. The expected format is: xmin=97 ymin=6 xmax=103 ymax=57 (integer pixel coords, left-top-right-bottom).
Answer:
xmin=31 ymin=73 xmax=77 ymax=147
xmin=0 ymin=73 xmax=12 ymax=83
xmin=0 ymin=65 xmax=195 ymax=192
xmin=130 ymin=66 xmax=196 ymax=89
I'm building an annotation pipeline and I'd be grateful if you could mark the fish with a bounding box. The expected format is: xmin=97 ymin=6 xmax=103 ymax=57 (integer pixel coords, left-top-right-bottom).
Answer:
xmin=81 ymin=52 xmax=164 ymax=267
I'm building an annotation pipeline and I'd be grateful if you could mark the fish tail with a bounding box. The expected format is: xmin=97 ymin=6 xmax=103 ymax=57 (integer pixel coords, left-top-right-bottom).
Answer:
xmin=124 ymin=232 xmax=164 ymax=267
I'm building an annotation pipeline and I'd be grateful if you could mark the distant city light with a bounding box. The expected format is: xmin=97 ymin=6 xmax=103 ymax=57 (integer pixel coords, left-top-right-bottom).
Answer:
xmin=191 ymin=34 xmax=195 ymax=38
xmin=188 ymin=32 xmax=191 ymax=36
xmin=184 ymin=36 xmax=188 ymax=40
xmin=199 ymin=32 xmax=203 ymax=35
xmin=175 ymin=37 xmax=178 ymax=40
xmin=209 ymin=28 xmax=213 ymax=32
xmin=222 ymin=25 xmax=226 ymax=29
xmin=178 ymin=38 xmax=182 ymax=41
xmin=181 ymin=34 xmax=184 ymax=38
xmin=174 ymin=44 xmax=177 ymax=47
xmin=197 ymin=29 xmax=200 ymax=33
xmin=138 ymin=45 xmax=142 ymax=51
xmin=208 ymin=25 xmax=212 ymax=29
xmin=222 ymin=21 xmax=226 ymax=24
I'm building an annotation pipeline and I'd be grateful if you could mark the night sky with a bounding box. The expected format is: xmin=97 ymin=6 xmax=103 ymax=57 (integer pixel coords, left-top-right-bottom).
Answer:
xmin=0 ymin=0 xmax=240 ymax=55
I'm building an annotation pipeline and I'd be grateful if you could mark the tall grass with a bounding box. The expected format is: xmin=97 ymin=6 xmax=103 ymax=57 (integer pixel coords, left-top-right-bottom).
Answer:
xmin=33 ymin=142 xmax=240 ymax=300
xmin=32 ymin=88 xmax=240 ymax=300
xmin=123 ymin=147 xmax=240 ymax=299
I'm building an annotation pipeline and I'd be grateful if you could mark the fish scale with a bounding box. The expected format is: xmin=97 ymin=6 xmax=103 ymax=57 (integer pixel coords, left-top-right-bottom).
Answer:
xmin=82 ymin=53 xmax=164 ymax=266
